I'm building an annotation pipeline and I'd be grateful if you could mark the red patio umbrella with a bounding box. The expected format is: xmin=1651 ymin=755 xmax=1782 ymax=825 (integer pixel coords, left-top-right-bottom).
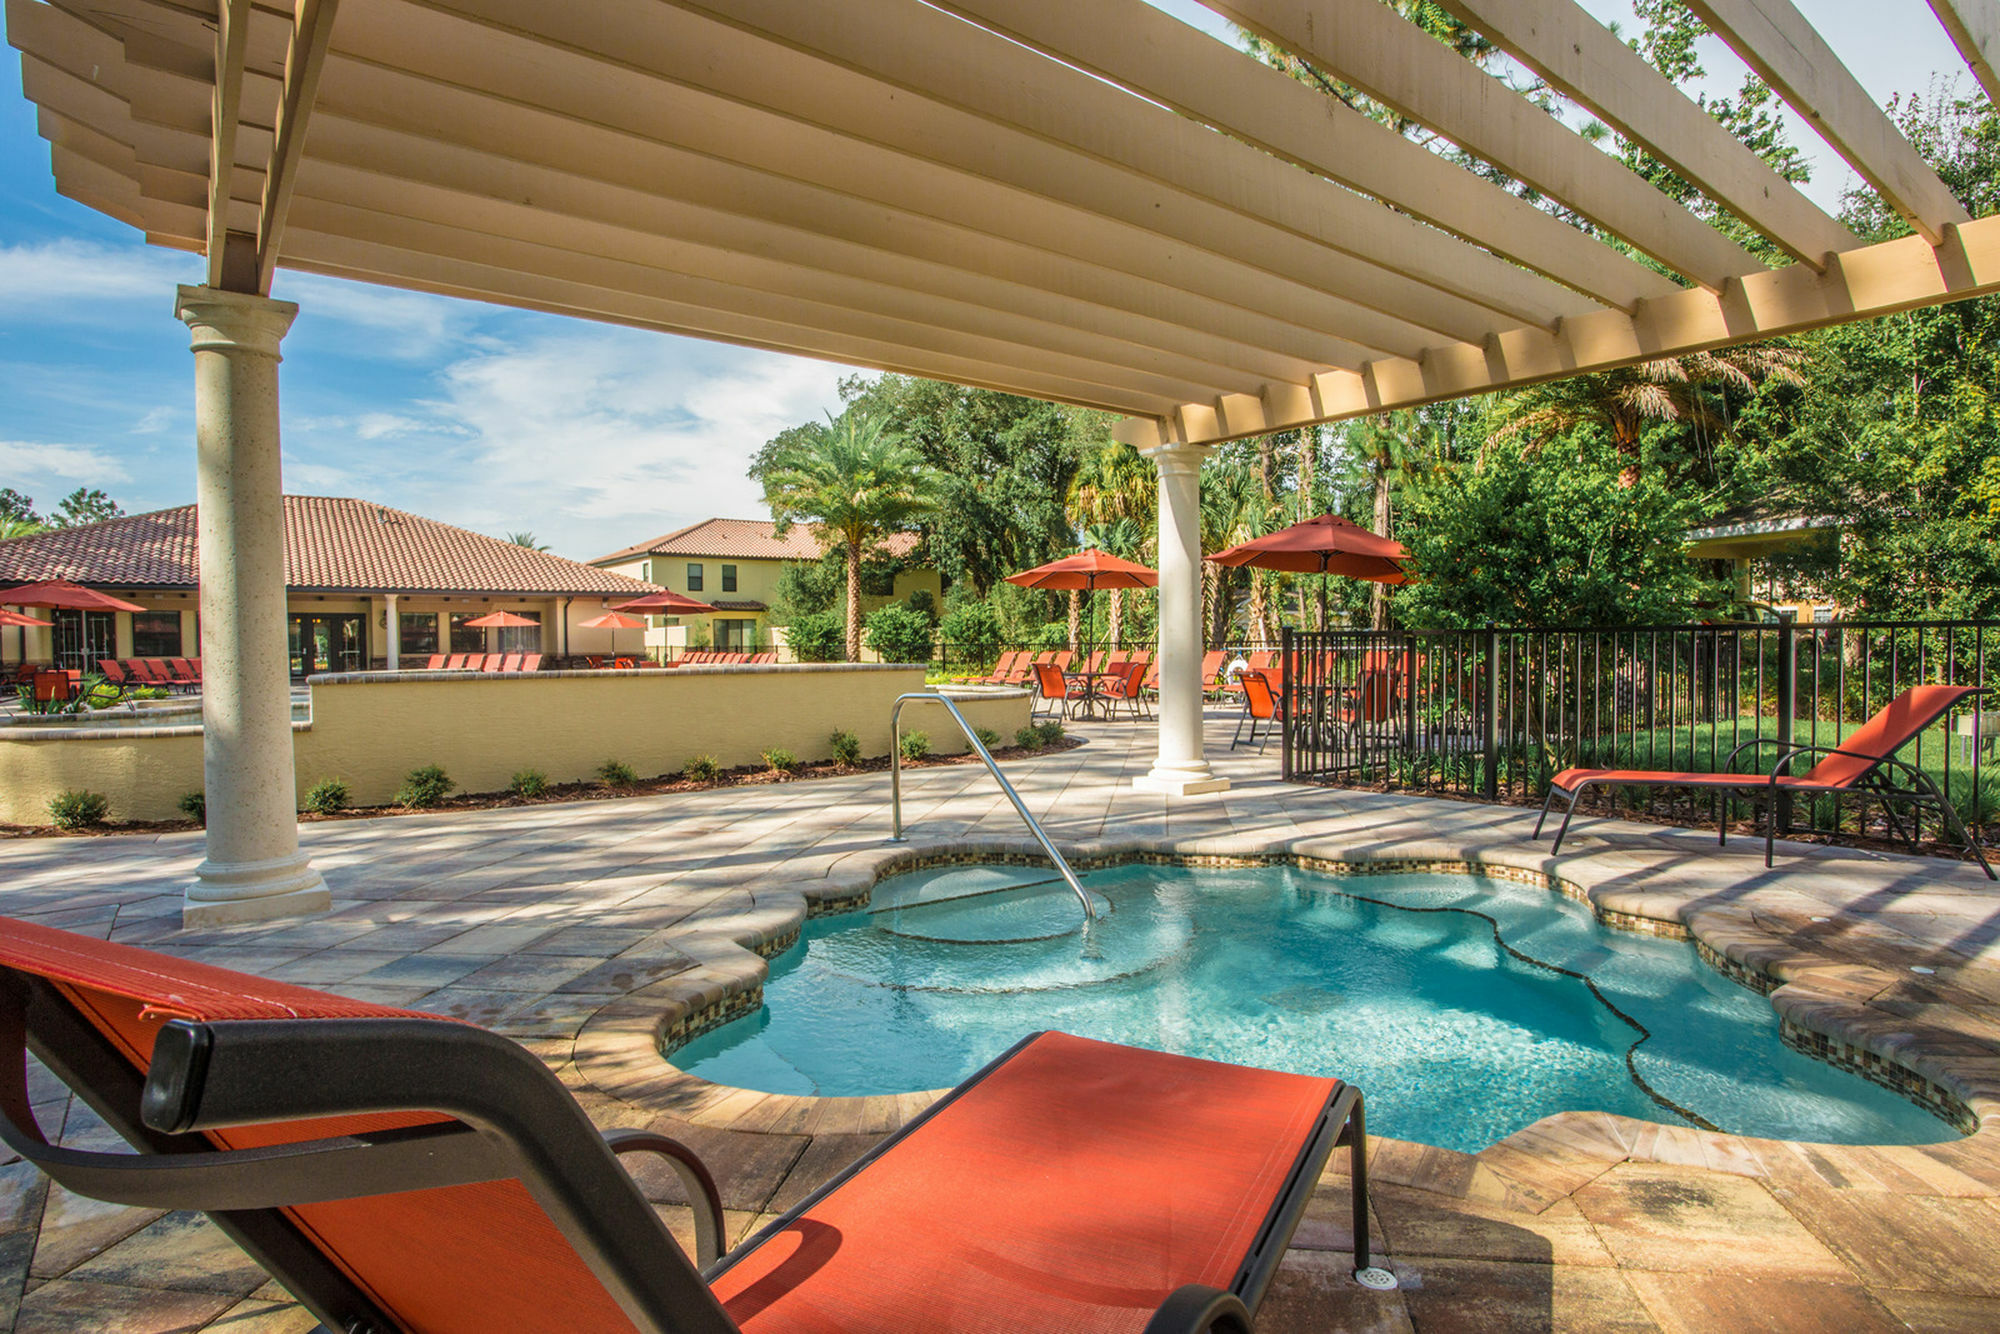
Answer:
xmin=579 ymin=610 xmax=645 ymax=658
xmin=1211 ymin=513 xmax=1409 ymax=629
xmin=611 ymin=590 xmax=715 ymax=615
xmin=1 ymin=579 xmax=145 ymax=612
xmin=459 ymin=610 xmax=539 ymax=628
xmin=0 ymin=610 xmax=52 ymax=627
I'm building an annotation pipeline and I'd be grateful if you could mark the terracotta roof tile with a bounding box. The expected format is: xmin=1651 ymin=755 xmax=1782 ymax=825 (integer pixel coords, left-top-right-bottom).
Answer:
xmin=0 ymin=497 xmax=658 ymax=597
xmin=592 ymin=517 xmax=921 ymax=565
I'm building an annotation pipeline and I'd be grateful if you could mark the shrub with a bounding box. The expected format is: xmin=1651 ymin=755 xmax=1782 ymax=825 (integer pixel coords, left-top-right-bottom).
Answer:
xmin=395 ymin=765 xmax=455 ymax=809
xmin=899 ymin=730 xmax=931 ymax=762
xmin=683 ymin=754 xmax=720 ymax=782
xmin=1015 ymin=724 xmax=1045 ymax=751
xmin=178 ymin=791 xmax=205 ymax=823
xmin=1035 ymin=720 xmax=1066 ymax=746
xmin=510 ymin=768 xmax=548 ymax=797
xmin=938 ymin=601 xmax=1005 ymax=664
xmin=974 ymin=726 xmax=1001 ymax=750
xmin=828 ymin=729 xmax=861 ymax=765
xmin=784 ymin=609 xmax=846 ymax=662
xmin=48 ymin=789 xmax=108 ymax=830
xmin=1034 ymin=621 xmax=1071 ymax=649
xmin=598 ymin=759 xmax=638 ymax=788
xmin=301 ymin=777 xmax=350 ymax=815
xmin=130 ymin=686 xmax=171 ymax=700
xmin=865 ymin=603 xmax=936 ymax=664
xmin=762 ymin=747 xmax=798 ymax=773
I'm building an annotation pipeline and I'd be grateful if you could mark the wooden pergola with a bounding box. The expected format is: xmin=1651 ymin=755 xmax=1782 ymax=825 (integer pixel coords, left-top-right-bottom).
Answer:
xmin=9 ymin=0 xmax=1998 ymax=920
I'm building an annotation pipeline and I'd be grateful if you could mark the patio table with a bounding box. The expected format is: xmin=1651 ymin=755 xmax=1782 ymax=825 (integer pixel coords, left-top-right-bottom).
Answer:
xmin=1063 ymin=671 xmax=1129 ymax=721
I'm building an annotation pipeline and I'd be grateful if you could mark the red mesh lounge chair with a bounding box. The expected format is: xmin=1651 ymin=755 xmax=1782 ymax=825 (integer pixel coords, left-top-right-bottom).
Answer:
xmin=518 ymin=653 xmax=543 ymax=672
xmin=425 ymin=655 xmax=447 ymax=670
xmin=0 ymin=918 xmax=1378 ymax=1334
xmin=170 ymin=657 xmax=199 ymax=687
xmin=1535 ymin=683 xmax=1995 ymax=877
xmin=499 ymin=654 xmax=523 ymax=673
xmin=96 ymin=658 xmax=127 ymax=684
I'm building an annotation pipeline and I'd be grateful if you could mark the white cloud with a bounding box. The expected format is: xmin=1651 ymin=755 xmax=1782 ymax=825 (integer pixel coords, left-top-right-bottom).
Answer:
xmin=277 ymin=272 xmax=484 ymax=362
xmin=0 ymin=440 xmax=130 ymax=485
xmin=132 ymin=406 xmax=180 ymax=435
xmin=0 ymin=240 xmax=197 ymax=314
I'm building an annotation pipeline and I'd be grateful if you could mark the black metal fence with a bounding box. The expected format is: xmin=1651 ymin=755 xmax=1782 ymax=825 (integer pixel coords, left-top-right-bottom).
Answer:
xmin=1280 ymin=620 xmax=2000 ymax=851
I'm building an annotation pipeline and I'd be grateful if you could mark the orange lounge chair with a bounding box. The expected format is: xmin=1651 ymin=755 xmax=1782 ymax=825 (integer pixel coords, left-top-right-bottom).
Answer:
xmin=518 ymin=653 xmax=542 ymax=672
xmin=479 ymin=654 xmax=504 ymax=672
xmin=96 ymin=658 xmax=127 ymax=683
xmin=1535 ymin=683 xmax=1994 ymax=876
xmin=0 ymin=918 xmax=1377 ymax=1334
xmin=425 ymin=654 xmax=447 ymax=669
xmin=500 ymin=654 xmax=523 ymax=672
xmin=170 ymin=657 xmax=200 ymax=685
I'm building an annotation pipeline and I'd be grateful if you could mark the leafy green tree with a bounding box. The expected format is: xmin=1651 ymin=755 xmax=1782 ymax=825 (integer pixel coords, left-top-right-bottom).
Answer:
xmin=865 ymin=602 xmax=937 ymax=664
xmin=783 ymin=609 xmax=845 ymax=662
xmin=0 ymin=490 xmax=38 ymax=526
xmin=751 ymin=410 xmax=940 ymax=661
xmin=938 ymin=598 xmax=1004 ymax=662
xmin=48 ymin=488 xmax=121 ymax=529
xmin=1398 ymin=439 xmax=1724 ymax=627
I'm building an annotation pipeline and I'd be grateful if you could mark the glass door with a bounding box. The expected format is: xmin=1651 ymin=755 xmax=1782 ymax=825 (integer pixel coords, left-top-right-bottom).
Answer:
xmin=52 ymin=610 xmax=115 ymax=672
xmin=289 ymin=614 xmax=365 ymax=677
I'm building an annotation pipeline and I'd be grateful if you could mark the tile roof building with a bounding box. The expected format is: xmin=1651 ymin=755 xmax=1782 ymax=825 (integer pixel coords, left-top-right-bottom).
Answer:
xmin=1 ymin=497 xmax=658 ymax=673
xmin=591 ymin=517 xmax=922 ymax=566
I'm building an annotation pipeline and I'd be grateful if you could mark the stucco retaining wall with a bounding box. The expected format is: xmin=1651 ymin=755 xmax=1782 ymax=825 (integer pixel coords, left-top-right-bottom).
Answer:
xmin=0 ymin=667 xmax=1031 ymax=824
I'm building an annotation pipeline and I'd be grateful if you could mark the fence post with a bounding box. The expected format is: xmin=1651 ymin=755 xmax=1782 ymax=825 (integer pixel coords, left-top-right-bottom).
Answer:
xmin=1775 ymin=618 xmax=1797 ymax=834
xmin=1281 ymin=626 xmax=1293 ymax=782
xmin=1482 ymin=627 xmax=1500 ymax=799
xmin=1403 ymin=632 xmax=1419 ymax=759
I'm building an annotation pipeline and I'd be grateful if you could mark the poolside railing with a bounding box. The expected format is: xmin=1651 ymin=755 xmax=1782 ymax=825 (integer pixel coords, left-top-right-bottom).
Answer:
xmin=1280 ymin=620 xmax=2000 ymax=854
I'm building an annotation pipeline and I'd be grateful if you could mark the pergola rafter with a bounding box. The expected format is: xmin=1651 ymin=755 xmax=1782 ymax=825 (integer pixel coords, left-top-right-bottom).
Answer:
xmin=7 ymin=0 xmax=2000 ymax=911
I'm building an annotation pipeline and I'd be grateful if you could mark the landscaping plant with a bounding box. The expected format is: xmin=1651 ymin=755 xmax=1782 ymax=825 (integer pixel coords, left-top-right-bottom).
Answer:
xmin=395 ymin=765 xmax=455 ymax=809
xmin=48 ymin=789 xmax=108 ymax=830
xmin=899 ymin=730 xmax=931 ymax=761
xmin=597 ymin=759 xmax=638 ymax=788
xmin=683 ymin=754 xmax=721 ymax=782
xmin=510 ymin=768 xmax=548 ymax=797
xmin=178 ymin=791 xmax=205 ymax=824
xmin=1015 ymin=724 xmax=1045 ymax=752
xmin=974 ymin=726 xmax=1001 ymax=750
xmin=763 ymin=747 xmax=798 ymax=773
xmin=301 ymin=778 xmax=350 ymax=815
xmin=828 ymin=729 xmax=862 ymax=765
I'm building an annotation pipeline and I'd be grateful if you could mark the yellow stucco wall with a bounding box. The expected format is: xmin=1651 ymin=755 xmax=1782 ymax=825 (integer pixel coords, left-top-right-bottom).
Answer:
xmin=0 ymin=669 xmax=1032 ymax=824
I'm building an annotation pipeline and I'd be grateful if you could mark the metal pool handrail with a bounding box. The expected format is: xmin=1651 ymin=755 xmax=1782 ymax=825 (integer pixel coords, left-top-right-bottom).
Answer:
xmin=888 ymin=692 xmax=1095 ymax=922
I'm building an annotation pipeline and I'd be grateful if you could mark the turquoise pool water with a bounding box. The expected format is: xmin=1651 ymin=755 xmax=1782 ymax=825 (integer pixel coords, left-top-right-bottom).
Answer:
xmin=671 ymin=863 xmax=1954 ymax=1152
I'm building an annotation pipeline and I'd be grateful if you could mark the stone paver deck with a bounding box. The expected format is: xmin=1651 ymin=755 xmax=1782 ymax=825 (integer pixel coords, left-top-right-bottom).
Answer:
xmin=3 ymin=712 xmax=2000 ymax=1331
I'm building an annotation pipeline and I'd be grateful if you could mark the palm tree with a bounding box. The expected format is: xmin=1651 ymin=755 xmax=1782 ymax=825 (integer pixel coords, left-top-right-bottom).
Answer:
xmin=1346 ymin=411 xmax=1432 ymax=629
xmin=505 ymin=531 xmax=549 ymax=551
xmin=0 ymin=517 xmax=45 ymax=542
xmin=1492 ymin=344 xmax=1807 ymax=487
xmin=1069 ymin=439 xmax=1155 ymax=652
xmin=756 ymin=410 xmax=941 ymax=661
xmin=1199 ymin=460 xmax=1262 ymax=647
xmin=1079 ymin=518 xmax=1144 ymax=648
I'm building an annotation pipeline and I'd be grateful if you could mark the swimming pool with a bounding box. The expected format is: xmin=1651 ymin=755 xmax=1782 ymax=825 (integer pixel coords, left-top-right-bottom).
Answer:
xmin=670 ymin=862 xmax=1955 ymax=1152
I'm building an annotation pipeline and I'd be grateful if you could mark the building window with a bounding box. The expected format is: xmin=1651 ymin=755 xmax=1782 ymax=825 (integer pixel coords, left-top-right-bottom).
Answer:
xmin=131 ymin=611 xmax=182 ymax=658
xmin=497 ymin=611 xmax=541 ymax=655
xmin=448 ymin=612 xmax=486 ymax=654
xmin=642 ymin=559 xmax=653 ymax=583
xmin=400 ymin=611 xmax=440 ymax=657
xmin=722 ymin=564 xmax=737 ymax=592
xmin=686 ymin=563 xmax=704 ymax=591
xmin=1812 ymin=606 xmax=1834 ymax=624
xmin=715 ymin=618 xmax=756 ymax=650
xmin=53 ymin=610 xmax=115 ymax=671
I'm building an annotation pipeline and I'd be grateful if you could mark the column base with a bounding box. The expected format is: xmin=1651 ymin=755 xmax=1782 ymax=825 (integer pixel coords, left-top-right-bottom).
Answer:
xmin=184 ymin=850 xmax=330 ymax=928
xmin=1134 ymin=766 xmax=1232 ymax=797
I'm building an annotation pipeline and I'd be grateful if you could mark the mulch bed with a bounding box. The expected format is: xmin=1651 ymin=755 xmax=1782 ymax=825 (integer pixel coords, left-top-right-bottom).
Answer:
xmin=0 ymin=737 xmax=1083 ymax=839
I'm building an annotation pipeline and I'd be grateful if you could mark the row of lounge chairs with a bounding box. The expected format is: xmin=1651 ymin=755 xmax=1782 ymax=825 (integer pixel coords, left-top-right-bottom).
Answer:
xmin=422 ymin=654 xmax=543 ymax=672
xmin=97 ymin=657 xmax=202 ymax=690
xmin=668 ymin=650 xmax=777 ymax=665
xmin=0 ymin=918 xmax=1379 ymax=1332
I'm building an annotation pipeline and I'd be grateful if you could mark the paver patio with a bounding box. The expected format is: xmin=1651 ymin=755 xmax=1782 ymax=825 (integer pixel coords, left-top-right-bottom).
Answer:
xmin=3 ymin=710 xmax=2000 ymax=1332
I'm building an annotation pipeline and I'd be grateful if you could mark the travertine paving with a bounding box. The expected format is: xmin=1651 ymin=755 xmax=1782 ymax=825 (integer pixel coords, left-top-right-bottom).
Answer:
xmin=3 ymin=712 xmax=2000 ymax=1331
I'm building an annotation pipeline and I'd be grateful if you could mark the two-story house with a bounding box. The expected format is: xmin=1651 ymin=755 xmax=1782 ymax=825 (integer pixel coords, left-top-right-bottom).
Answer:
xmin=591 ymin=518 xmax=939 ymax=655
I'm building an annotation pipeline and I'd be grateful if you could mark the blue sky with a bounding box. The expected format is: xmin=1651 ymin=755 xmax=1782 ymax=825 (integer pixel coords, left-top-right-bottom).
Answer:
xmin=0 ymin=2 xmax=1971 ymax=561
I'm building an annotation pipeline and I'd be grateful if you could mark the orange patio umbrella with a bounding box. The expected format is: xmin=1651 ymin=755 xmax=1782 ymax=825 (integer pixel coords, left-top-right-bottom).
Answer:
xmin=579 ymin=610 xmax=645 ymax=657
xmin=1007 ymin=550 xmax=1158 ymax=662
xmin=460 ymin=609 xmax=539 ymax=656
xmin=0 ymin=610 xmax=52 ymax=627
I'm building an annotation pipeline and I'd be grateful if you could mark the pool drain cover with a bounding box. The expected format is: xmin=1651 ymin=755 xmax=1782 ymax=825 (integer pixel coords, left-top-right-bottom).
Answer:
xmin=1354 ymin=1266 xmax=1399 ymax=1291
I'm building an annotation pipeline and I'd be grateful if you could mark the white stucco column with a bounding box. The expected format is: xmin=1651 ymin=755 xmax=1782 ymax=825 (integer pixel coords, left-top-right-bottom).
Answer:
xmin=178 ymin=285 xmax=329 ymax=927
xmin=383 ymin=593 xmax=401 ymax=670
xmin=1135 ymin=442 xmax=1229 ymax=796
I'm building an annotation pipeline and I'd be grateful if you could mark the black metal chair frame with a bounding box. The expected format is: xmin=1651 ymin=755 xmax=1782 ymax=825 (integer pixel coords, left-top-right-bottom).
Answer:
xmin=0 ymin=969 xmax=1372 ymax=1334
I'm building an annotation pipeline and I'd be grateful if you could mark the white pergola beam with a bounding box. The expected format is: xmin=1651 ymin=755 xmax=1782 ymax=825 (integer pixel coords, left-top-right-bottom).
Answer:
xmin=205 ymin=0 xmax=250 ymax=289
xmin=1930 ymin=0 xmax=2000 ymax=108
xmin=255 ymin=0 xmax=338 ymax=293
xmin=1685 ymin=0 xmax=1970 ymax=246
xmin=936 ymin=0 xmax=1679 ymax=310
xmin=1433 ymin=0 xmax=1857 ymax=268
xmin=1207 ymin=0 xmax=1767 ymax=290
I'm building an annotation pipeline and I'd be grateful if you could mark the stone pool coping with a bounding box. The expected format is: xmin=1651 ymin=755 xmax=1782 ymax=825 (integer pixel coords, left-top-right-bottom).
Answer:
xmin=568 ymin=829 xmax=2000 ymax=1196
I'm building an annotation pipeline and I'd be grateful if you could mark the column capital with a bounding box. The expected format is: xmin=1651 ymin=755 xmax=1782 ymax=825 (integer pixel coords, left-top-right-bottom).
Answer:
xmin=176 ymin=285 xmax=299 ymax=359
xmin=1139 ymin=440 xmax=1213 ymax=474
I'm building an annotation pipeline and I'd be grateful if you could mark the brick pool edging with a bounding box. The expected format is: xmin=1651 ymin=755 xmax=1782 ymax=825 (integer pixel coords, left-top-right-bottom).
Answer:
xmin=563 ymin=833 xmax=2000 ymax=1161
